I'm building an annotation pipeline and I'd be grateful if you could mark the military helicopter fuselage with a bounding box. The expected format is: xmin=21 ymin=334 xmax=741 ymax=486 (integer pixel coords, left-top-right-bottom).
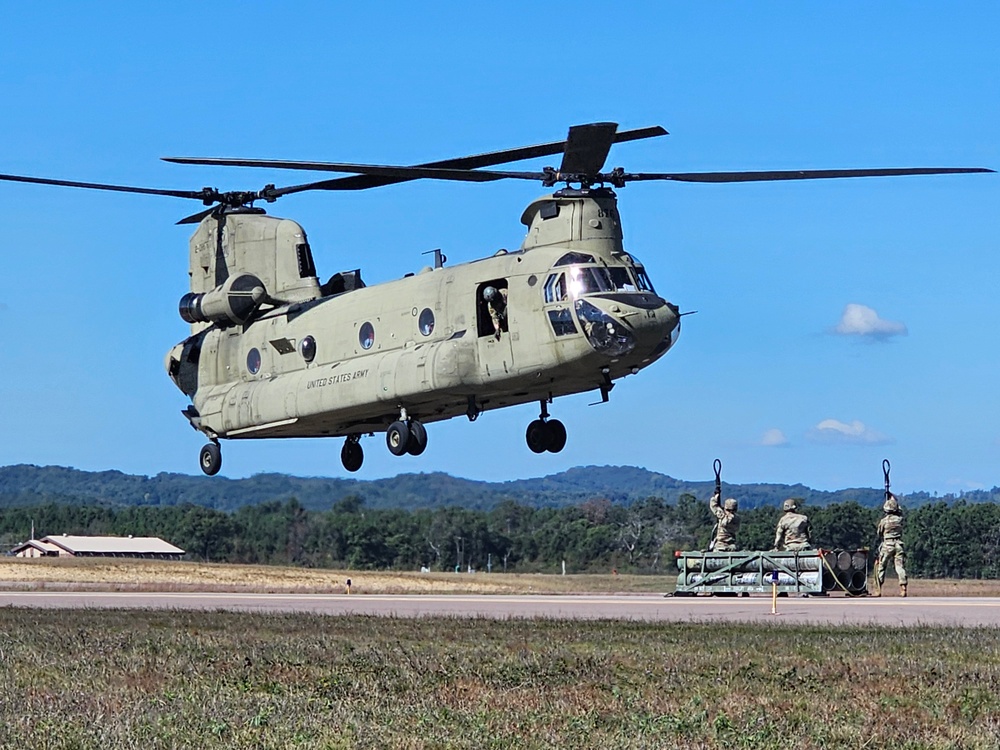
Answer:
xmin=166 ymin=187 xmax=680 ymax=472
xmin=3 ymin=121 xmax=989 ymax=475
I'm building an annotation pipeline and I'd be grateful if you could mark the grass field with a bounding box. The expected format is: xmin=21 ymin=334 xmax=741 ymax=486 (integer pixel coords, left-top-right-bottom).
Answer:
xmin=3 ymin=557 xmax=1000 ymax=596
xmin=0 ymin=609 xmax=998 ymax=749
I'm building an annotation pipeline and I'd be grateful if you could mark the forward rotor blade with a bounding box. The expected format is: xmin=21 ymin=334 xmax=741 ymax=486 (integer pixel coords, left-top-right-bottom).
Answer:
xmin=623 ymin=167 xmax=995 ymax=183
xmin=163 ymin=124 xmax=670 ymax=197
xmin=163 ymin=159 xmax=517 ymax=183
xmin=559 ymin=122 xmax=618 ymax=175
xmin=0 ymin=172 xmax=214 ymax=200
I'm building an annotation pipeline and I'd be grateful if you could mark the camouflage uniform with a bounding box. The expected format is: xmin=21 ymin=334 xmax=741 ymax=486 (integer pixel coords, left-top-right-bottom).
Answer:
xmin=876 ymin=493 xmax=907 ymax=595
xmin=485 ymin=287 xmax=508 ymax=339
xmin=774 ymin=499 xmax=811 ymax=551
xmin=709 ymin=492 xmax=740 ymax=551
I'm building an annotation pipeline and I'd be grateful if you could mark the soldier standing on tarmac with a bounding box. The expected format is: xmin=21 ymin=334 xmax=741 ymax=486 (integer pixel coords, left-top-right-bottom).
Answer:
xmin=773 ymin=498 xmax=812 ymax=551
xmin=875 ymin=492 xmax=908 ymax=597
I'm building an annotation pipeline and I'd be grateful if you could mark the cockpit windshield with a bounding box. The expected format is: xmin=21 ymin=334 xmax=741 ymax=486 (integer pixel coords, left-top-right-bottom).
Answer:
xmin=566 ymin=265 xmax=638 ymax=297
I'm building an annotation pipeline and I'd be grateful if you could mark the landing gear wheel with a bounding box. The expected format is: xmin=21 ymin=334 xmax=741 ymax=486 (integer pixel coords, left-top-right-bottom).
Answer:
xmin=199 ymin=442 xmax=222 ymax=476
xmin=545 ymin=419 xmax=567 ymax=453
xmin=406 ymin=420 xmax=428 ymax=456
xmin=341 ymin=439 xmax=364 ymax=472
xmin=526 ymin=419 xmax=550 ymax=454
xmin=386 ymin=420 xmax=411 ymax=456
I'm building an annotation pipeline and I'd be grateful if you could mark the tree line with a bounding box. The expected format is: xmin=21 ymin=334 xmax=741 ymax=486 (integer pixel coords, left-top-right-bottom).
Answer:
xmin=3 ymin=495 xmax=1000 ymax=579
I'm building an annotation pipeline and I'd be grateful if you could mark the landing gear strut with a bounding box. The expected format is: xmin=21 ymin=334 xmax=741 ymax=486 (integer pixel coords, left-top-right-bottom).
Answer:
xmin=525 ymin=399 xmax=566 ymax=454
xmin=341 ymin=434 xmax=364 ymax=472
xmin=199 ymin=440 xmax=222 ymax=476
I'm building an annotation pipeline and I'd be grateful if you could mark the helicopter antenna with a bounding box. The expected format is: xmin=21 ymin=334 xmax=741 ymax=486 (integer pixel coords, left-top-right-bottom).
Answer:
xmin=421 ymin=248 xmax=447 ymax=269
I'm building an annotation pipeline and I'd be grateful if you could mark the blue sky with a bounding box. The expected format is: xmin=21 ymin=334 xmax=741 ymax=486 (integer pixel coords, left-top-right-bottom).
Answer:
xmin=0 ymin=3 xmax=996 ymax=494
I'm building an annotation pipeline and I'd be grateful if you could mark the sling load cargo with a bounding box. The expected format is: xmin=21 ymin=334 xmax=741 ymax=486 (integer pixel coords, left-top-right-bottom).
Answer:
xmin=673 ymin=548 xmax=869 ymax=596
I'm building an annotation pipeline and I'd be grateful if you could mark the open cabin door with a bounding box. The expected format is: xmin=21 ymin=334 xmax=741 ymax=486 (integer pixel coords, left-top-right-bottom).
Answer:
xmin=476 ymin=278 xmax=513 ymax=379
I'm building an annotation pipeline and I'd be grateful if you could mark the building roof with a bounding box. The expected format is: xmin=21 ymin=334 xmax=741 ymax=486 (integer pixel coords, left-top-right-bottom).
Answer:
xmin=11 ymin=539 xmax=62 ymax=555
xmin=41 ymin=535 xmax=185 ymax=555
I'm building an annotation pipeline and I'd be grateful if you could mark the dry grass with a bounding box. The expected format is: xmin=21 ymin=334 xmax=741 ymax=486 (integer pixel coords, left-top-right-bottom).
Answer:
xmin=2 ymin=557 xmax=998 ymax=596
xmin=0 ymin=557 xmax=676 ymax=594
xmin=0 ymin=610 xmax=998 ymax=749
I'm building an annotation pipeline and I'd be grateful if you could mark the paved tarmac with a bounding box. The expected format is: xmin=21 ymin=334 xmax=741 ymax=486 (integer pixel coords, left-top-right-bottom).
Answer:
xmin=2 ymin=591 xmax=1000 ymax=626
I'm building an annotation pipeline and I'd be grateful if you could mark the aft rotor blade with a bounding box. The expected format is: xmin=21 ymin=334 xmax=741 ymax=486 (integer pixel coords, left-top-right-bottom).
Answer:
xmin=624 ymin=167 xmax=995 ymax=183
xmin=0 ymin=171 xmax=214 ymax=201
xmin=164 ymin=124 xmax=670 ymax=197
xmin=176 ymin=206 xmax=218 ymax=225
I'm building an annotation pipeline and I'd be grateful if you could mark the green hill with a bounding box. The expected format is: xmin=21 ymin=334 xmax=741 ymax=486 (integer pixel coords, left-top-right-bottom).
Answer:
xmin=1 ymin=463 xmax=993 ymax=512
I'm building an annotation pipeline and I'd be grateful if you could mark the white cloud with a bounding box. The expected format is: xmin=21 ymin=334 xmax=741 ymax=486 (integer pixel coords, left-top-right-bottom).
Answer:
xmin=807 ymin=418 xmax=892 ymax=445
xmin=760 ymin=428 xmax=788 ymax=447
xmin=832 ymin=303 xmax=907 ymax=340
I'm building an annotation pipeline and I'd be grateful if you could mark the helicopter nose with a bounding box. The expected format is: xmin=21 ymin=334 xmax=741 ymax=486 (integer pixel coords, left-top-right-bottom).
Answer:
xmin=575 ymin=295 xmax=678 ymax=358
xmin=642 ymin=301 xmax=681 ymax=363
xmin=632 ymin=298 xmax=680 ymax=358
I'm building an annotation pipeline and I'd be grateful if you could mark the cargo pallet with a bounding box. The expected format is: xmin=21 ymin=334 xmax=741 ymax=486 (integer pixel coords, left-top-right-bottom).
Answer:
xmin=673 ymin=549 xmax=869 ymax=596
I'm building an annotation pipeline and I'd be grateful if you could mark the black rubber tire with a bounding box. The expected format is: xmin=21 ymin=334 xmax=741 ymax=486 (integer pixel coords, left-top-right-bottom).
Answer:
xmin=525 ymin=419 xmax=550 ymax=454
xmin=407 ymin=420 xmax=428 ymax=456
xmin=199 ymin=443 xmax=222 ymax=476
xmin=545 ymin=419 xmax=567 ymax=453
xmin=386 ymin=420 xmax=411 ymax=456
xmin=341 ymin=441 xmax=364 ymax=472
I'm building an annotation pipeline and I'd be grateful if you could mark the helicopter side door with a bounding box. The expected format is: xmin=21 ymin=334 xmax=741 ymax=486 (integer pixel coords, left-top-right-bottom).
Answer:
xmin=476 ymin=278 xmax=514 ymax=380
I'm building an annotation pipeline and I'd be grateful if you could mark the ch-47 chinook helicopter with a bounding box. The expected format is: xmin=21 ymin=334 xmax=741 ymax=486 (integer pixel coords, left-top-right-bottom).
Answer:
xmin=0 ymin=123 xmax=992 ymax=475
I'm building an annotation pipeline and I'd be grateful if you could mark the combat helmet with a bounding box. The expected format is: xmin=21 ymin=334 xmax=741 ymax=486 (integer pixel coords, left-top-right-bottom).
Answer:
xmin=883 ymin=494 xmax=900 ymax=514
xmin=723 ymin=498 xmax=738 ymax=512
xmin=782 ymin=498 xmax=798 ymax=512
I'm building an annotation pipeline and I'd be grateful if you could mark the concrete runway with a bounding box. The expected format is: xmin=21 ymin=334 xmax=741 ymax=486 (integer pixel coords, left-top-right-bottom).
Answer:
xmin=3 ymin=591 xmax=1000 ymax=626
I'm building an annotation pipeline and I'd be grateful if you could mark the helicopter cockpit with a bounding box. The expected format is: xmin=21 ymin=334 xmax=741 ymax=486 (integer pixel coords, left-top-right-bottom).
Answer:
xmin=541 ymin=252 xmax=668 ymax=358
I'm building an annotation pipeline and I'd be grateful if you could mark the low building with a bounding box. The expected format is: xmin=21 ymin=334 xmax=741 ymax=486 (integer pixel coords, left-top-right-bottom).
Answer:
xmin=11 ymin=535 xmax=184 ymax=560
xmin=12 ymin=539 xmax=62 ymax=557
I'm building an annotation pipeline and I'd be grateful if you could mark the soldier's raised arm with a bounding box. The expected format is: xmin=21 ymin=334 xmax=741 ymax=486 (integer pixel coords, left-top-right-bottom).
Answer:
xmin=709 ymin=491 xmax=725 ymax=520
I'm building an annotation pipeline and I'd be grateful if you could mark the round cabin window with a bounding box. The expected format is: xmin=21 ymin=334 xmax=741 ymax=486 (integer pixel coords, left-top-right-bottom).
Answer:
xmin=300 ymin=335 xmax=316 ymax=363
xmin=419 ymin=308 xmax=435 ymax=336
xmin=246 ymin=348 xmax=261 ymax=374
xmin=359 ymin=322 xmax=375 ymax=350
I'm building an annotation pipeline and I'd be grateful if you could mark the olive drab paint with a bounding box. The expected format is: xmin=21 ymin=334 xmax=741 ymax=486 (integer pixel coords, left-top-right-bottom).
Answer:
xmin=165 ymin=188 xmax=682 ymax=473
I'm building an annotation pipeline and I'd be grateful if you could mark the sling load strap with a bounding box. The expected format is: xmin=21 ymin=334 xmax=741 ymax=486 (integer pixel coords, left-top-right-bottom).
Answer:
xmin=883 ymin=459 xmax=891 ymax=502
xmin=819 ymin=548 xmax=865 ymax=597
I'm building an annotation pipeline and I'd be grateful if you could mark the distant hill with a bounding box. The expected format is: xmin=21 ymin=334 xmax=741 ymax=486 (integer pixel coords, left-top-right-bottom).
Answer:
xmin=0 ymin=464 xmax=995 ymax=513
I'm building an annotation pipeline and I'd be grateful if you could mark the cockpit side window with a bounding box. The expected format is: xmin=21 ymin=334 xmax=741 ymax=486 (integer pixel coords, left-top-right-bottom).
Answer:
xmin=543 ymin=273 xmax=567 ymax=303
xmin=634 ymin=266 xmax=656 ymax=293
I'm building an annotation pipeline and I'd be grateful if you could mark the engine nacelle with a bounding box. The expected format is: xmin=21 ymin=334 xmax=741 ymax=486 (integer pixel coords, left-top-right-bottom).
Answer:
xmin=179 ymin=273 xmax=266 ymax=327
